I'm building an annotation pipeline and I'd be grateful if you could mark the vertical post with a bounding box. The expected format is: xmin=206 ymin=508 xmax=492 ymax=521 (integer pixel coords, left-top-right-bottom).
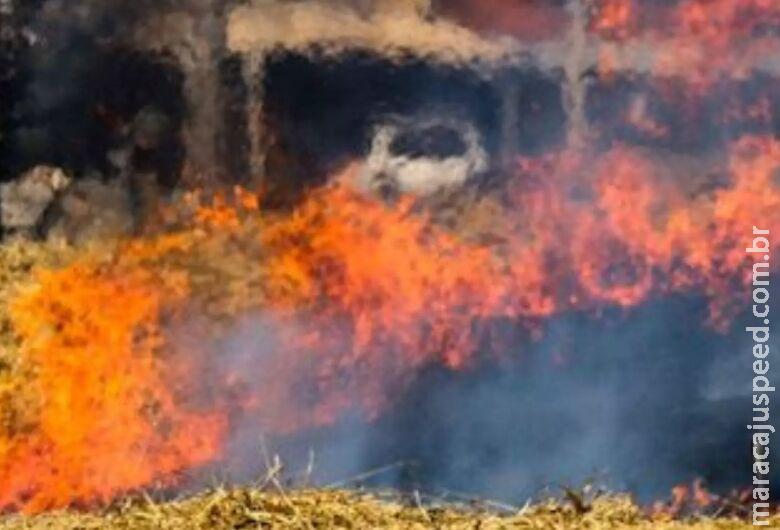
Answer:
xmin=178 ymin=0 xmax=227 ymax=187
xmin=498 ymin=73 xmax=520 ymax=171
xmin=243 ymin=50 xmax=267 ymax=191
xmin=564 ymin=0 xmax=589 ymax=148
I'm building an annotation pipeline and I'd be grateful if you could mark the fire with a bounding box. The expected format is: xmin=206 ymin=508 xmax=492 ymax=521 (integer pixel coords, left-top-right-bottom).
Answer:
xmin=590 ymin=0 xmax=636 ymax=40
xmin=650 ymin=480 xmax=723 ymax=518
xmin=0 ymin=136 xmax=778 ymax=512
xmin=675 ymin=0 xmax=780 ymax=39
xmin=590 ymin=0 xmax=780 ymax=83
xmin=0 ymin=260 xmax=225 ymax=513
xmin=590 ymin=0 xmax=780 ymax=40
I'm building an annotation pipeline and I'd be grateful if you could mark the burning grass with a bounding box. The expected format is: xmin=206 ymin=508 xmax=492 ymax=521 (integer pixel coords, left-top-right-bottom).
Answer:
xmin=0 ymin=240 xmax=78 ymax=465
xmin=0 ymin=488 xmax=777 ymax=530
xmin=0 ymin=138 xmax=778 ymax=514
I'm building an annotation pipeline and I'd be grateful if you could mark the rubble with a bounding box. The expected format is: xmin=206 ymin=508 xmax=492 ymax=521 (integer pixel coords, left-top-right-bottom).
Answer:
xmin=0 ymin=165 xmax=70 ymax=239
xmin=47 ymin=177 xmax=135 ymax=246
xmin=0 ymin=167 xmax=136 ymax=245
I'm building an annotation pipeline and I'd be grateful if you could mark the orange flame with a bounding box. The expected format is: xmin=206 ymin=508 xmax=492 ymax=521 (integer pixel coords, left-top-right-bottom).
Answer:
xmin=651 ymin=479 xmax=719 ymax=518
xmin=0 ymin=261 xmax=225 ymax=513
xmin=590 ymin=0 xmax=636 ymax=40
xmin=0 ymin=135 xmax=778 ymax=512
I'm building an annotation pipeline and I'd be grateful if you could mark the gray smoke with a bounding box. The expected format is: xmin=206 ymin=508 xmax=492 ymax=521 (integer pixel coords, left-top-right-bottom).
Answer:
xmin=182 ymin=286 xmax=778 ymax=504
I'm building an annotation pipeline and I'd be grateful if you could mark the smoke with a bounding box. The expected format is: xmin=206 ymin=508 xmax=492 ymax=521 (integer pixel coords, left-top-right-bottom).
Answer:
xmin=4 ymin=0 xmax=196 ymax=176
xmin=175 ymin=34 xmax=780 ymax=499
xmin=363 ymin=303 xmax=779 ymax=502
xmin=227 ymin=0 xmax=514 ymax=65
xmin=171 ymin=160 xmax=780 ymax=502
xmin=188 ymin=272 xmax=778 ymax=503
xmin=18 ymin=0 xmax=163 ymax=110
xmin=181 ymin=310 xmax=375 ymax=488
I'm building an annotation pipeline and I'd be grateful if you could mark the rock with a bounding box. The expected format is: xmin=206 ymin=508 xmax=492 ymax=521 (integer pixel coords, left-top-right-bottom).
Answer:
xmin=46 ymin=177 xmax=135 ymax=246
xmin=0 ymin=165 xmax=70 ymax=239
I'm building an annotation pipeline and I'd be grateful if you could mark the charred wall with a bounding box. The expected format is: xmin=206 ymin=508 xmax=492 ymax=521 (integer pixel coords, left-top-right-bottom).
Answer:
xmin=260 ymin=51 xmax=500 ymax=202
xmin=256 ymin=51 xmax=567 ymax=204
xmin=6 ymin=47 xmax=185 ymax=184
xmin=4 ymin=1 xmax=780 ymax=190
xmin=218 ymin=53 xmax=251 ymax=184
xmin=0 ymin=0 xmax=195 ymax=186
xmin=0 ymin=0 xmax=233 ymax=189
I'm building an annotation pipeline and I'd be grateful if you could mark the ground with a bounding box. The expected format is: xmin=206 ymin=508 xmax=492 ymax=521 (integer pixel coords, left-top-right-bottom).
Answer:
xmin=1 ymin=489 xmax=777 ymax=530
